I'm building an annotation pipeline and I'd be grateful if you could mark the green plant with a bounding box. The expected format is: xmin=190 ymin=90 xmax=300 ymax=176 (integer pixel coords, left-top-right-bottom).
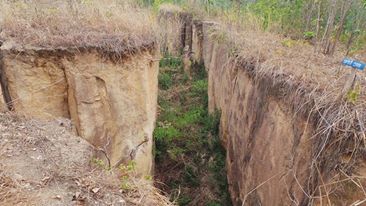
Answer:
xmin=176 ymin=107 xmax=204 ymax=128
xmin=183 ymin=165 xmax=199 ymax=187
xmin=119 ymin=161 xmax=136 ymax=191
xmin=144 ymin=175 xmax=153 ymax=181
xmin=192 ymin=63 xmax=207 ymax=80
xmin=177 ymin=195 xmax=192 ymax=206
xmin=159 ymin=55 xmax=183 ymax=68
xmin=158 ymin=72 xmax=173 ymax=90
xmin=167 ymin=147 xmax=185 ymax=160
xmin=91 ymin=157 xmax=109 ymax=170
xmin=304 ymin=31 xmax=315 ymax=40
xmin=206 ymin=201 xmax=221 ymax=206
xmin=191 ymin=80 xmax=208 ymax=96
xmin=154 ymin=125 xmax=181 ymax=141
xmin=154 ymin=53 xmax=231 ymax=205
xmin=346 ymin=85 xmax=361 ymax=104
xmin=281 ymin=39 xmax=297 ymax=47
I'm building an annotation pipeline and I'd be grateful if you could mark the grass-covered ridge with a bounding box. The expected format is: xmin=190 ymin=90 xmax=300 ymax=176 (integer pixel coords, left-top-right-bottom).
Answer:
xmin=0 ymin=0 xmax=156 ymax=53
xmin=154 ymin=55 xmax=231 ymax=206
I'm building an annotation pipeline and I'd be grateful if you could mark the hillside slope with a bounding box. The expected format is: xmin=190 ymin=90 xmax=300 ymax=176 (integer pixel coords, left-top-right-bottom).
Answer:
xmin=0 ymin=113 xmax=171 ymax=206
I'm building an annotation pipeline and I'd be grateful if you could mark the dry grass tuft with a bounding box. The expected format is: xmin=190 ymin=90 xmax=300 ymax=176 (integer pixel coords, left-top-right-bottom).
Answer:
xmin=159 ymin=3 xmax=183 ymax=13
xmin=0 ymin=0 xmax=157 ymax=53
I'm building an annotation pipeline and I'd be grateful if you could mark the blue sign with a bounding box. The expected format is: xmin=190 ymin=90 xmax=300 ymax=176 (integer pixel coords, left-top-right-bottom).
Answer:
xmin=342 ymin=58 xmax=366 ymax=71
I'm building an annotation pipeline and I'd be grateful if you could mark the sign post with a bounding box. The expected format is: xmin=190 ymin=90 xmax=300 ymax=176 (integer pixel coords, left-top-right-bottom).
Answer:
xmin=342 ymin=58 xmax=366 ymax=71
xmin=338 ymin=58 xmax=365 ymax=101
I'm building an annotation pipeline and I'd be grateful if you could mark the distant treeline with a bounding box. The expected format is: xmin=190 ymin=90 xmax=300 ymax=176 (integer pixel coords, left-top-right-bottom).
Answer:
xmin=140 ymin=0 xmax=366 ymax=55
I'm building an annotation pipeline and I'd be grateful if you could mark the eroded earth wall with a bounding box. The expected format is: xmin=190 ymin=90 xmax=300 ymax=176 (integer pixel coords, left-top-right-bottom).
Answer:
xmin=194 ymin=19 xmax=366 ymax=205
xmin=0 ymin=89 xmax=6 ymax=112
xmin=197 ymin=23 xmax=315 ymax=205
xmin=158 ymin=12 xmax=315 ymax=203
xmin=158 ymin=7 xmax=192 ymax=55
xmin=0 ymin=48 xmax=159 ymax=174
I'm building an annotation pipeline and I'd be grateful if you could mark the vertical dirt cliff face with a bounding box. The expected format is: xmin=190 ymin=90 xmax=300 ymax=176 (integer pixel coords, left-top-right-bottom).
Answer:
xmin=0 ymin=89 xmax=6 ymax=112
xmin=62 ymin=51 xmax=158 ymax=173
xmin=0 ymin=60 xmax=7 ymax=111
xmin=0 ymin=48 xmax=159 ymax=174
xmin=1 ymin=51 xmax=69 ymax=119
xmin=158 ymin=7 xmax=192 ymax=55
xmin=198 ymin=30 xmax=315 ymax=205
xmin=191 ymin=20 xmax=203 ymax=64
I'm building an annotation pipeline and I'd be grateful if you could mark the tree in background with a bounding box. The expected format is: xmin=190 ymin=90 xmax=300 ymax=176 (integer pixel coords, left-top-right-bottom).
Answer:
xmin=145 ymin=0 xmax=366 ymax=55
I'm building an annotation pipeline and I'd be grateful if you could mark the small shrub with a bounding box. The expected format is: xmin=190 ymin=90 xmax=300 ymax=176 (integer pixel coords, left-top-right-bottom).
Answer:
xmin=91 ymin=157 xmax=109 ymax=170
xmin=154 ymin=125 xmax=181 ymax=142
xmin=203 ymin=110 xmax=221 ymax=135
xmin=303 ymin=31 xmax=315 ymax=40
xmin=167 ymin=147 xmax=185 ymax=160
xmin=154 ymin=124 xmax=181 ymax=160
xmin=159 ymin=55 xmax=183 ymax=68
xmin=206 ymin=201 xmax=221 ymax=206
xmin=144 ymin=175 xmax=153 ymax=181
xmin=191 ymin=80 xmax=208 ymax=96
xmin=159 ymin=72 xmax=173 ymax=90
xmin=183 ymin=166 xmax=199 ymax=187
xmin=192 ymin=63 xmax=207 ymax=80
xmin=176 ymin=107 xmax=204 ymax=128
xmin=177 ymin=195 xmax=192 ymax=206
xmin=159 ymin=110 xmax=179 ymax=122
xmin=120 ymin=175 xmax=132 ymax=190
xmin=119 ymin=161 xmax=136 ymax=191
xmin=281 ymin=39 xmax=296 ymax=47
xmin=346 ymin=85 xmax=361 ymax=104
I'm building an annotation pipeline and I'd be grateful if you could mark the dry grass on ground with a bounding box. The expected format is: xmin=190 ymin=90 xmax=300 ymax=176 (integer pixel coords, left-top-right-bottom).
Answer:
xmin=0 ymin=112 xmax=172 ymax=206
xmin=0 ymin=0 xmax=157 ymax=53
xmin=159 ymin=3 xmax=183 ymax=13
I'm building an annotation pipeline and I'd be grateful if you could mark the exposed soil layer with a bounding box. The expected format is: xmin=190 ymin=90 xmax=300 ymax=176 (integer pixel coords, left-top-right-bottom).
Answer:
xmin=0 ymin=48 xmax=159 ymax=175
xmin=0 ymin=0 xmax=160 ymax=176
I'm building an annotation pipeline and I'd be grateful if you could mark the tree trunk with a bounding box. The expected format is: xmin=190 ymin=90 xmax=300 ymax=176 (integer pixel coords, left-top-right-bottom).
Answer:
xmin=330 ymin=0 xmax=352 ymax=54
xmin=321 ymin=0 xmax=338 ymax=55
xmin=314 ymin=0 xmax=322 ymax=52
xmin=304 ymin=0 xmax=316 ymax=32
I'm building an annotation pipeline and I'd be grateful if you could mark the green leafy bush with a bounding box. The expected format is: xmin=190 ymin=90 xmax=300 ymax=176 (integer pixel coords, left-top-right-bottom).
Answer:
xmin=176 ymin=107 xmax=204 ymax=128
xmin=191 ymin=80 xmax=208 ymax=96
xmin=159 ymin=55 xmax=183 ymax=68
xmin=154 ymin=125 xmax=181 ymax=142
xmin=304 ymin=31 xmax=315 ymax=40
xmin=158 ymin=72 xmax=173 ymax=90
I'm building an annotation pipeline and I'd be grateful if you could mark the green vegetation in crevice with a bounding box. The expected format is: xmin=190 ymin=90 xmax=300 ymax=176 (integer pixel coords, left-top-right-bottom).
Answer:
xmin=154 ymin=56 xmax=231 ymax=206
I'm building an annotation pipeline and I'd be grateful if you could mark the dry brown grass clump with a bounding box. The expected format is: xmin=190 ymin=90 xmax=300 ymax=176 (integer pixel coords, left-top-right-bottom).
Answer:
xmin=159 ymin=3 xmax=183 ymax=13
xmin=0 ymin=0 xmax=157 ymax=53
